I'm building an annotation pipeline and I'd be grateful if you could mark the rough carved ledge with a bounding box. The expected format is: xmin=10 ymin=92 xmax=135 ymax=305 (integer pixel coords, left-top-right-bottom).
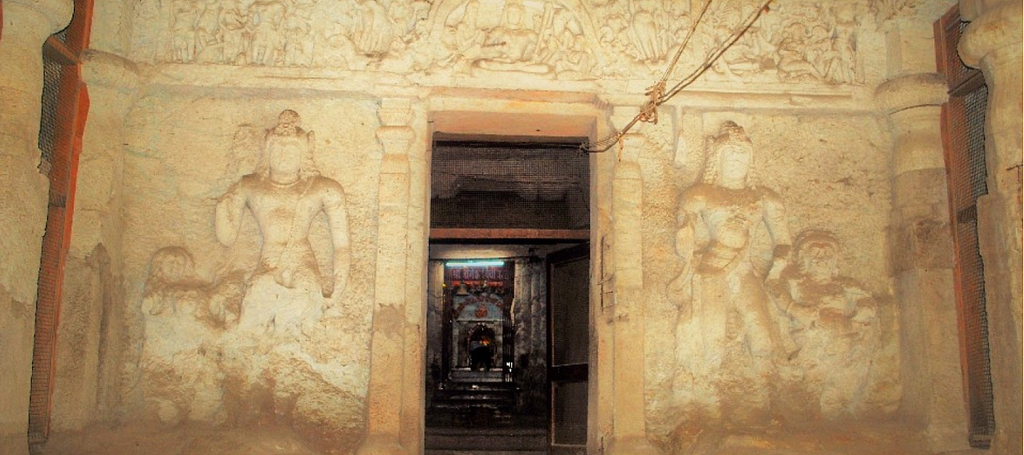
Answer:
xmin=82 ymin=50 xmax=143 ymax=92
xmin=873 ymin=72 xmax=947 ymax=114
xmin=138 ymin=61 xmax=875 ymax=110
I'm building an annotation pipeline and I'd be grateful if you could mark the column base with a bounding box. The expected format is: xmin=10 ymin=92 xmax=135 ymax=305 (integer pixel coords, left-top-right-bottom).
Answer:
xmin=355 ymin=435 xmax=409 ymax=455
xmin=606 ymin=435 xmax=662 ymax=455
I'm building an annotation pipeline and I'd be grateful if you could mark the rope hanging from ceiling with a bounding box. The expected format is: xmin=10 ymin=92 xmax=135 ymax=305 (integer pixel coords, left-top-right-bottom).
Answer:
xmin=585 ymin=0 xmax=777 ymax=153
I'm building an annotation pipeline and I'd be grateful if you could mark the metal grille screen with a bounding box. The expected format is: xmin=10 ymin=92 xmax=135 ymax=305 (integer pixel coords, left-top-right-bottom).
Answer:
xmin=949 ymin=85 xmax=995 ymax=448
xmin=30 ymin=57 xmax=76 ymax=447
xmin=38 ymin=59 xmax=63 ymax=169
xmin=941 ymin=15 xmax=974 ymax=93
xmin=30 ymin=7 xmax=89 ymax=441
xmin=938 ymin=6 xmax=995 ymax=448
xmin=431 ymin=141 xmax=589 ymax=230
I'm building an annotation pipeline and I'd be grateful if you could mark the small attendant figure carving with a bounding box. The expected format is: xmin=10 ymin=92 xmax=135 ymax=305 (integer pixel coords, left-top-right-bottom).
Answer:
xmin=770 ymin=229 xmax=882 ymax=418
xmin=215 ymin=110 xmax=350 ymax=300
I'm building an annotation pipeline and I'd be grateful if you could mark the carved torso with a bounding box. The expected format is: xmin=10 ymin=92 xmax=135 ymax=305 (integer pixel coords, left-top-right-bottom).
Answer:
xmin=681 ymin=183 xmax=777 ymax=275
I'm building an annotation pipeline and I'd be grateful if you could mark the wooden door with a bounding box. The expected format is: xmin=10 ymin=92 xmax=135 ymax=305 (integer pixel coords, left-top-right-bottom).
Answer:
xmin=548 ymin=243 xmax=589 ymax=455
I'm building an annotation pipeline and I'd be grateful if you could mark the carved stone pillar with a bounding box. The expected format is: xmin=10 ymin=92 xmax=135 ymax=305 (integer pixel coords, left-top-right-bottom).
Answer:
xmin=0 ymin=1 xmax=73 ymax=453
xmin=399 ymin=98 xmax=427 ymax=455
xmin=74 ymin=51 xmax=139 ymax=260
xmin=605 ymin=108 xmax=660 ymax=455
xmin=48 ymin=50 xmax=140 ymax=430
xmin=876 ymin=73 xmax=967 ymax=452
xmin=959 ymin=3 xmax=1024 ymax=452
xmin=357 ymin=98 xmax=415 ymax=455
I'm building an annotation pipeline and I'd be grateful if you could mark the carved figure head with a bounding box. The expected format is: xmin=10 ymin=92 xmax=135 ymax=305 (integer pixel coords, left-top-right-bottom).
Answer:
xmin=702 ymin=121 xmax=754 ymax=187
xmin=255 ymin=109 xmax=319 ymax=183
xmin=794 ymin=229 xmax=840 ymax=284
xmin=504 ymin=2 xmax=525 ymax=27
xmin=147 ymin=246 xmax=197 ymax=286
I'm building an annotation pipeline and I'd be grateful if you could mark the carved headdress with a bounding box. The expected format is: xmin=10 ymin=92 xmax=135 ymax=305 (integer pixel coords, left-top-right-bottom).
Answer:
xmin=254 ymin=109 xmax=320 ymax=179
xmin=701 ymin=120 xmax=755 ymax=186
xmin=794 ymin=229 xmax=841 ymax=258
xmin=793 ymin=229 xmax=842 ymax=279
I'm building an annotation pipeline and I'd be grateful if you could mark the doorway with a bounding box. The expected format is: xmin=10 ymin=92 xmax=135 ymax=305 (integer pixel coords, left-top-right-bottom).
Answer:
xmin=424 ymin=135 xmax=590 ymax=454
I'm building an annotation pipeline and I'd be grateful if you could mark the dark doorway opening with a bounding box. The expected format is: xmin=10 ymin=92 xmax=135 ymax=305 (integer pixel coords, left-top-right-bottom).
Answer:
xmin=425 ymin=136 xmax=589 ymax=454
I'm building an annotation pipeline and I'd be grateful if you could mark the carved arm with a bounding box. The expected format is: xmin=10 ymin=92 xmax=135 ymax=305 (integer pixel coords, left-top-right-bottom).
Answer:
xmin=321 ymin=181 xmax=351 ymax=299
xmin=215 ymin=179 xmax=249 ymax=246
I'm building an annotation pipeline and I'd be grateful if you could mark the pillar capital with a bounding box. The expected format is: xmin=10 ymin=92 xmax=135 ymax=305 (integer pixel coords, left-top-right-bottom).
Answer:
xmin=874 ymin=73 xmax=947 ymax=116
xmin=81 ymin=50 xmax=142 ymax=93
xmin=959 ymin=2 xmax=1023 ymax=68
xmin=377 ymin=97 xmax=414 ymax=127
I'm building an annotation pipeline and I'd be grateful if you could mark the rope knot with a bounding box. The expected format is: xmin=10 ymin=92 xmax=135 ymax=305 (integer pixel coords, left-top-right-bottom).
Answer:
xmin=639 ymin=81 xmax=665 ymax=124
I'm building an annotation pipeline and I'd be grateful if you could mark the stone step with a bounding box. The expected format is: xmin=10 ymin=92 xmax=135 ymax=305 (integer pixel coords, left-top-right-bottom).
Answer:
xmin=425 ymin=451 xmax=548 ymax=455
xmin=425 ymin=427 xmax=548 ymax=452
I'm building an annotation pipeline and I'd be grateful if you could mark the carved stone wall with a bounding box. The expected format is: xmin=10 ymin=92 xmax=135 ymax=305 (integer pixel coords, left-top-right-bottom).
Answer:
xmin=24 ymin=0 xmax=999 ymax=454
xmin=641 ymin=113 xmax=899 ymax=449
xmin=130 ymin=0 xmax=887 ymax=89
xmin=117 ymin=99 xmax=382 ymax=451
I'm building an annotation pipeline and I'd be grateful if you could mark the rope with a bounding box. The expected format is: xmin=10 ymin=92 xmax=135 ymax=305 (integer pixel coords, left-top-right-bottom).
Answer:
xmin=584 ymin=0 xmax=776 ymax=154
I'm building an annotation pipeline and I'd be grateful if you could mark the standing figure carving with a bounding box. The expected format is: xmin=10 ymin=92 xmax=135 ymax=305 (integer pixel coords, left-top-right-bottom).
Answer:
xmin=247 ymin=0 xmax=287 ymax=65
xmin=171 ymin=0 xmax=200 ymax=62
xmin=668 ymin=120 xmax=791 ymax=423
xmin=353 ymin=0 xmax=394 ymax=56
xmin=628 ymin=0 xmax=665 ymax=62
xmin=215 ymin=110 xmax=350 ymax=303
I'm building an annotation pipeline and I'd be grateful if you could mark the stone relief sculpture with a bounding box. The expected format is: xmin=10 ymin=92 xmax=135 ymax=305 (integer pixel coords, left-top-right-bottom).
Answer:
xmin=215 ymin=109 xmax=351 ymax=331
xmin=171 ymin=0 xmax=200 ymax=63
xmin=140 ymin=246 xmax=246 ymax=424
xmin=435 ymin=0 xmax=595 ymax=77
xmin=668 ymin=120 xmax=792 ymax=424
xmin=137 ymin=112 xmax=364 ymax=438
xmin=627 ymin=0 xmax=667 ymax=63
xmin=769 ymin=229 xmax=885 ymax=418
xmin=142 ymin=246 xmax=245 ymax=328
xmin=155 ymin=0 xmax=862 ymax=85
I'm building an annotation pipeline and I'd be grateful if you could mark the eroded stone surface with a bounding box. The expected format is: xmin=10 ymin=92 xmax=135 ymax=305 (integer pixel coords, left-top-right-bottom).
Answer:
xmin=15 ymin=1 xmax=1016 ymax=455
xmin=133 ymin=110 xmax=368 ymax=451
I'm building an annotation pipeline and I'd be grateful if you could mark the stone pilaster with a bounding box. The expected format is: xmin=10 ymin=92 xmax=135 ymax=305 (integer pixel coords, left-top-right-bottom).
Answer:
xmin=357 ymin=97 xmax=415 ymax=455
xmin=399 ymin=98 xmax=427 ymax=455
xmin=47 ymin=50 xmax=141 ymax=432
xmin=876 ymin=73 xmax=968 ymax=452
xmin=0 ymin=1 xmax=73 ymax=453
xmin=73 ymin=50 xmax=139 ymax=262
xmin=959 ymin=3 xmax=1024 ymax=453
xmin=605 ymin=108 xmax=661 ymax=455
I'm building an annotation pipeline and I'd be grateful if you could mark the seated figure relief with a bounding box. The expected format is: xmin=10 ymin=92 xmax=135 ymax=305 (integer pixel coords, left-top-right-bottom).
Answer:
xmin=141 ymin=246 xmax=246 ymax=424
xmin=215 ymin=109 xmax=350 ymax=302
xmin=769 ymin=229 xmax=884 ymax=418
xmin=142 ymin=246 xmax=245 ymax=328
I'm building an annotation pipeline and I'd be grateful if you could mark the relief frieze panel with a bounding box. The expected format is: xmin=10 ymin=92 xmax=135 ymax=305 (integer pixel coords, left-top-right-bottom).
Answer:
xmin=141 ymin=0 xmax=873 ymax=86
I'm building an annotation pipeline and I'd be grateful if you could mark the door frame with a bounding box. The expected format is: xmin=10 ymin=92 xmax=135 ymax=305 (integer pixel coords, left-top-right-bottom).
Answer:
xmin=419 ymin=94 xmax=613 ymax=454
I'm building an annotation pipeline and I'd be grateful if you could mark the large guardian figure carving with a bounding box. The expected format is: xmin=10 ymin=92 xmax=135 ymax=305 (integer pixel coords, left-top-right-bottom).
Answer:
xmin=668 ymin=120 xmax=792 ymax=424
xmin=215 ymin=110 xmax=351 ymax=304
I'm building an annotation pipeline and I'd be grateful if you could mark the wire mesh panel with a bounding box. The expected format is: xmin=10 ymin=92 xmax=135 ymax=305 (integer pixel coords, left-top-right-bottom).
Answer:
xmin=938 ymin=5 xmax=995 ymax=447
xmin=431 ymin=140 xmax=589 ymax=231
xmin=947 ymin=86 xmax=995 ymax=449
xmin=939 ymin=10 xmax=977 ymax=95
xmin=37 ymin=59 xmax=64 ymax=171
xmin=29 ymin=0 xmax=92 ymax=444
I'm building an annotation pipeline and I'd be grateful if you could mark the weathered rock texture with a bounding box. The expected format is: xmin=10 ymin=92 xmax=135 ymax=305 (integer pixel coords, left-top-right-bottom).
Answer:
xmin=0 ymin=1 xmax=1018 ymax=455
